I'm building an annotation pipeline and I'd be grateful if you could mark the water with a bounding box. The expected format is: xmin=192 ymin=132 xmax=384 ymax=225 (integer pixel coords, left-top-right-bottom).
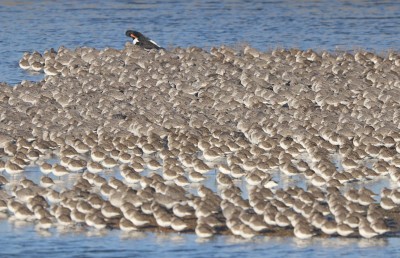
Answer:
xmin=3 ymin=158 xmax=395 ymax=258
xmin=2 ymin=0 xmax=400 ymax=84
xmin=1 ymin=218 xmax=398 ymax=258
xmin=2 ymin=0 xmax=400 ymax=256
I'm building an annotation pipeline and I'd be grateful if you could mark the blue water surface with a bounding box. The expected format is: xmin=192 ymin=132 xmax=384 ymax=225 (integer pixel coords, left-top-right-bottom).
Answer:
xmin=1 ymin=218 xmax=399 ymax=258
xmin=1 ymin=0 xmax=400 ymax=84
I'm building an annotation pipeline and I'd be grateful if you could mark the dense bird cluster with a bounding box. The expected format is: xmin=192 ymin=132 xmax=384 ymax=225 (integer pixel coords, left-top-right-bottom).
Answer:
xmin=1 ymin=43 xmax=400 ymax=239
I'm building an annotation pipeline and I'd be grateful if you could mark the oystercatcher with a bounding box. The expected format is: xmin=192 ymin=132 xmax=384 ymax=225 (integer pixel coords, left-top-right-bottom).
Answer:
xmin=125 ymin=30 xmax=163 ymax=50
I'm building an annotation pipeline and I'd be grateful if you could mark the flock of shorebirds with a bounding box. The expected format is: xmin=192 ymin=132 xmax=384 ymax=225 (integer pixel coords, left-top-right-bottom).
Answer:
xmin=1 ymin=41 xmax=400 ymax=240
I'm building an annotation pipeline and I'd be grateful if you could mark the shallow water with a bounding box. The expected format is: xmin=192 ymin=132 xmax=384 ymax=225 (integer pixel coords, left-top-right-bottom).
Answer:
xmin=0 ymin=160 xmax=397 ymax=257
xmin=1 ymin=217 xmax=399 ymax=258
xmin=2 ymin=0 xmax=400 ymax=84
xmin=2 ymin=0 xmax=400 ymax=257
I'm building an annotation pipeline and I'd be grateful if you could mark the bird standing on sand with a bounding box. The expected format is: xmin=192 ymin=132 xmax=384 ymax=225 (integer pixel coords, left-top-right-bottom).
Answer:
xmin=125 ymin=30 xmax=163 ymax=50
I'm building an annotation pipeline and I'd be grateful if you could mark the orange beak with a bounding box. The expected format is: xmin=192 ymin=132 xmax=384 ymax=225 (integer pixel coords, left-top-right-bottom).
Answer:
xmin=130 ymin=33 xmax=137 ymax=39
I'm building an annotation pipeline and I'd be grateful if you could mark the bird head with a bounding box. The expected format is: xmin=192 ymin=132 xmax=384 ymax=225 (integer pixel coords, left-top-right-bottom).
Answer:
xmin=125 ymin=30 xmax=142 ymax=39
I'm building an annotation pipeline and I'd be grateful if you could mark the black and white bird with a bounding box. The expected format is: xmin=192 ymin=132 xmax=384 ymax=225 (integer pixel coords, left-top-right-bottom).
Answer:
xmin=125 ymin=30 xmax=163 ymax=50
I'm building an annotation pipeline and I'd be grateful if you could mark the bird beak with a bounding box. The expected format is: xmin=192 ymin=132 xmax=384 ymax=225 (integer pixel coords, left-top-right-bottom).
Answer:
xmin=130 ymin=33 xmax=137 ymax=39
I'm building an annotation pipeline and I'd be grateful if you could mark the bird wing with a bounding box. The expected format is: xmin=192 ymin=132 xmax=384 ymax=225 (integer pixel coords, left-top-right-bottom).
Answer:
xmin=149 ymin=40 xmax=161 ymax=48
xmin=141 ymin=40 xmax=162 ymax=50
